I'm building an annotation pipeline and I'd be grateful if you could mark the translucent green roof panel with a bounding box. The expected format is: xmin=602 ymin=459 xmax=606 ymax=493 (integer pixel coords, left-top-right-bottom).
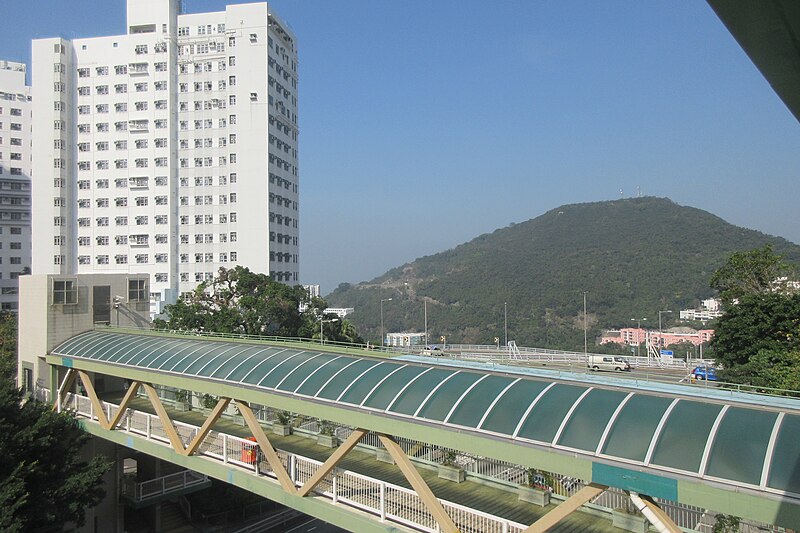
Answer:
xmin=767 ymin=414 xmax=800 ymax=493
xmin=258 ymin=352 xmax=324 ymax=389
xmin=168 ymin=342 xmax=238 ymax=373
xmin=337 ymin=363 xmax=401 ymax=405
xmin=107 ymin=336 xmax=163 ymax=362
xmin=388 ymin=368 xmax=457 ymax=416
xmin=186 ymin=343 xmax=253 ymax=376
xmin=705 ymin=407 xmax=777 ymax=485
xmin=650 ymin=400 xmax=723 ymax=473
xmin=416 ymin=372 xmax=483 ymax=422
xmin=276 ymin=354 xmax=342 ymax=393
xmin=601 ymin=395 xmax=674 ymax=462
xmin=480 ymin=379 xmax=551 ymax=435
xmin=226 ymin=348 xmax=287 ymax=381
xmin=236 ymin=351 xmax=292 ymax=385
xmin=295 ymin=356 xmax=357 ymax=396
xmin=151 ymin=341 xmax=212 ymax=369
xmin=447 ymin=375 xmax=516 ymax=428
xmin=360 ymin=366 xmax=430 ymax=409
xmin=516 ymin=384 xmax=588 ymax=443
xmin=206 ymin=346 xmax=269 ymax=379
xmin=315 ymin=359 xmax=382 ymax=401
xmin=556 ymin=389 xmax=629 ymax=452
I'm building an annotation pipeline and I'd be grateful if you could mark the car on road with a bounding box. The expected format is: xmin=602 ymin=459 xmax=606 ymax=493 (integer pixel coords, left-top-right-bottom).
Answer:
xmin=691 ymin=365 xmax=718 ymax=381
xmin=587 ymin=355 xmax=631 ymax=372
xmin=421 ymin=346 xmax=443 ymax=356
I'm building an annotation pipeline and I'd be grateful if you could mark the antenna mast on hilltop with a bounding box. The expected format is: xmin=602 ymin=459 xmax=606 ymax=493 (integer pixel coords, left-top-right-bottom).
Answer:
xmin=619 ymin=188 xmax=624 ymax=199
xmin=636 ymin=186 xmax=641 ymax=198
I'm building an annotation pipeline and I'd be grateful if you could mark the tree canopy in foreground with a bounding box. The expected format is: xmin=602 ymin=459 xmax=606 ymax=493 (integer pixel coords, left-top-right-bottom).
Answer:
xmin=155 ymin=266 xmax=364 ymax=344
xmin=709 ymin=247 xmax=800 ymax=392
xmin=0 ymin=313 xmax=111 ymax=532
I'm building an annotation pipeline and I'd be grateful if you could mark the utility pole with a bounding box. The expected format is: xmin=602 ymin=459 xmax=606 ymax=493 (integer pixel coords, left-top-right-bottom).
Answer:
xmin=583 ymin=291 xmax=588 ymax=356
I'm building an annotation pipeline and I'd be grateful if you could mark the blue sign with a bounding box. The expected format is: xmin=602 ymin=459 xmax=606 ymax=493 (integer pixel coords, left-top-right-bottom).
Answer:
xmin=660 ymin=350 xmax=673 ymax=356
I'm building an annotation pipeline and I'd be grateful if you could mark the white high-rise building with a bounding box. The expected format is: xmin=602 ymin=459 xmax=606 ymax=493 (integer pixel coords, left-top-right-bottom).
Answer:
xmin=31 ymin=0 xmax=299 ymax=312
xmin=0 ymin=60 xmax=32 ymax=312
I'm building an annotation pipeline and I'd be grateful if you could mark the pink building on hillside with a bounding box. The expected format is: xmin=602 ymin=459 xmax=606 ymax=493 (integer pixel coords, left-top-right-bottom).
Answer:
xmin=600 ymin=327 xmax=713 ymax=347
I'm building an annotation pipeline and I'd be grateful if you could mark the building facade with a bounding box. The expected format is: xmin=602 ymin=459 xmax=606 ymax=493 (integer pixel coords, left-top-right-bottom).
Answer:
xmin=0 ymin=60 xmax=32 ymax=312
xmin=31 ymin=0 xmax=299 ymax=312
xmin=600 ymin=327 xmax=714 ymax=348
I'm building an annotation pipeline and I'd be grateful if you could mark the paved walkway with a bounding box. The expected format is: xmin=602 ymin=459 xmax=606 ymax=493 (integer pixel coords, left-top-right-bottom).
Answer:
xmin=104 ymin=392 xmax=621 ymax=532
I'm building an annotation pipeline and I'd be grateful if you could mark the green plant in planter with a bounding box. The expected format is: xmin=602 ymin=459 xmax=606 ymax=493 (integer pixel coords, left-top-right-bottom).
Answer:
xmin=319 ymin=420 xmax=335 ymax=436
xmin=442 ymin=449 xmax=458 ymax=467
xmin=174 ymin=389 xmax=189 ymax=403
xmin=276 ymin=410 xmax=292 ymax=426
xmin=200 ymin=393 xmax=217 ymax=410
xmin=712 ymin=514 xmax=740 ymax=533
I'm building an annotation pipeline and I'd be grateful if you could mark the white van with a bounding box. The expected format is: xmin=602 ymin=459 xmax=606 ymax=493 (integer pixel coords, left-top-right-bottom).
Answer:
xmin=587 ymin=355 xmax=631 ymax=372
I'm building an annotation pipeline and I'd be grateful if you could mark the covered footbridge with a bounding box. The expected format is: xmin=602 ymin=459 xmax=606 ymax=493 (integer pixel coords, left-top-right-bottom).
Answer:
xmin=46 ymin=329 xmax=800 ymax=532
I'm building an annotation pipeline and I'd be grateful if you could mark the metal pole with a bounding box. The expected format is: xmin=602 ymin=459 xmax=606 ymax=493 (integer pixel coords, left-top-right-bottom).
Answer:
xmin=319 ymin=316 xmax=323 ymax=345
xmin=380 ymin=298 xmax=392 ymax=348
xmin=504 ymin=302 xmax=508 ymax=348
xmin=583 ymin=291 xmax=588 ymax=356
xmin=424 ymin=298 xmax=428 ymax=347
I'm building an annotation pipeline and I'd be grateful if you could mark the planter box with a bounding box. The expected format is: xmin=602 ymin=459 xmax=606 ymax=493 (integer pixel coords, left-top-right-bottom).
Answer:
xmin=437 ymin=465 xmax=466 ymax=483
xmin=273 ymin=423 xmax=292 ymax=436
xmin=317 ymin=434 xmax=339 ymax=448
xmin=612 ymin=510 xmax=648 ymax=533
xmin=376 ymin=448 xmax=394 ymax=464
xmin=518 ymin=486 xmax=550 ymax=507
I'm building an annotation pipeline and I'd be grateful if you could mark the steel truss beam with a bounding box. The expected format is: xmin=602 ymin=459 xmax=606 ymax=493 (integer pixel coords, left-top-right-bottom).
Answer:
xmin=235 ymin=400 xmax=297 ymax=493
xmin=378 ymin=433 xmax=460 ymax=533
xmin=522 ymin=482 xmax=608 ymax=533
xmin=298 ymin=429 xmax=367 ymax=497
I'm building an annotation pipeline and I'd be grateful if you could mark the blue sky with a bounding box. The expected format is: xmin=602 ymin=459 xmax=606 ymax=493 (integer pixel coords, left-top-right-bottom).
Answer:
xmin=2 ymin=0 xmax=799 ymax=293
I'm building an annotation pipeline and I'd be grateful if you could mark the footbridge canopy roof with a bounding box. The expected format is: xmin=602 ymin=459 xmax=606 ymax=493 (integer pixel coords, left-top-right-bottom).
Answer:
xmin=52 ymin=330 xmax=800 ymax=500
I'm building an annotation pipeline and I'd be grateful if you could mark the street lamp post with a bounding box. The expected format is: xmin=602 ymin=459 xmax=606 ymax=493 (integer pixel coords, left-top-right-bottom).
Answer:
xmin=658 ymin=310 xmax=672 ymax=349
xmin=630 ymin=317 xmax=647 ymax=359
xmin=319 ymin=316 xmax=339 ymax=345
xmin=504 ymin=302 xmax=508 ymax=349
xmin=423 ymin=298 xmax=428 ymax=347
xmin=380 ymin=298 xmax=392 ymax=348
xmin=583 ymin=291 xmax=588 ymax=356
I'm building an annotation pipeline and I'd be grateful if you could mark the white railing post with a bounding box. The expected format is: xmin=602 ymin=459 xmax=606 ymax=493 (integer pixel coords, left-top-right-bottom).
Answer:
xmin=146 ymin=414 xmax=151 ymax=439
xmin=107 ymin=404 xmax=111 ymax=423
xmin=222 ymin=434 xmax=228 ymax=463
xmin=380 ymin=482 xmax=386 ymax=521
xmin=332 ymin=473 xmax=338 ymax=504
xmin=290 ymin=455 xmax=296 ymax=484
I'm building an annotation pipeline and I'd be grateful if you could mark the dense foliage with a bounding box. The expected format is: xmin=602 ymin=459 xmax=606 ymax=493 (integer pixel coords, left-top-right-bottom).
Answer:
xmin=327 ymin=198 xmax=800 ymax=350
xmin=0 ymin=314 xmax=111 ymax=531
xmin=156 ymin=266 xmax=364 ymax=344
xmin=709 ymin=246 xmax=800 ymax=391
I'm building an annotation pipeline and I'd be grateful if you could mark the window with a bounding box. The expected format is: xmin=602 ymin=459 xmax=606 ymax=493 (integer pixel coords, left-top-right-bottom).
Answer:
xmin=155 ymin=253 xmax=168 ymax=263
xmin=97 ymin=236 xmax=109 ymax=245
xmin=155 ymin=215 xmax=168 ymax=224
xmin=135 ymin=254 xmax=148 ymax=264
xmin=115 ymin=235 xmax=128 ymax=245
xmin=155 ymin=234 xmax=168 ymax=244
xmin=155 ymin=119 xmax=168 ymax=129
xmin=128 ymin=278 xmax=148 ymax=301
xmin=97 ymin=255 xmax=109 ymax=265
xmin=115 ymin=254 xmax=128 ymax=265
xmin=52 ymin=279 xmax=78 ymax=305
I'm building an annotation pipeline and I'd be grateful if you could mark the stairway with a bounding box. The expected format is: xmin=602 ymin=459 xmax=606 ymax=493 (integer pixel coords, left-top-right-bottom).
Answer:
xmin=158 ymin=501 xmax=197 ymax=533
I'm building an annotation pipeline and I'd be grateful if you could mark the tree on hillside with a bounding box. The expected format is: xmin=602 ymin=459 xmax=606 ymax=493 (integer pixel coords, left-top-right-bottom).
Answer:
xmin=155 ymin=266 xmax=309 ymax=336
xmin=0 ymin=313 xmax=111 ymax=531
xmin=710 ymin=244 xmax=795 ymax=305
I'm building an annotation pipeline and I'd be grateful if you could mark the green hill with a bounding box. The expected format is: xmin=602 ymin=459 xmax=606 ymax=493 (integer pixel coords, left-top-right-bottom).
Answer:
xmin=326 ymin=197 xmax=800 ymax=350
